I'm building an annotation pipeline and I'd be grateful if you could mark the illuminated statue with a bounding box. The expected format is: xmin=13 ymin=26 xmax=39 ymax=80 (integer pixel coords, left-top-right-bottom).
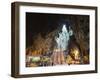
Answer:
xmin=55 ymin=24 xmax=73 ymax=50
xmin=52 ymin=24 xmax=73 ymax=65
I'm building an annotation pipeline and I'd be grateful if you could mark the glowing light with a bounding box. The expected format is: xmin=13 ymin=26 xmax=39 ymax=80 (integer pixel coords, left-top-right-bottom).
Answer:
xmin=55 ymin=24 xmax=73 ymax=51
xmin=62 ymin=24 xmax=67 ymax=32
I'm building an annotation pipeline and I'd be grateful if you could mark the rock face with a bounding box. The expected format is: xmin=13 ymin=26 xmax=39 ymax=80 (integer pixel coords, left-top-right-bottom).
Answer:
xmin=70 ymin=16 xmax=89 ymax=64
xmin=31 ymin=30 xmax=56 ymax=55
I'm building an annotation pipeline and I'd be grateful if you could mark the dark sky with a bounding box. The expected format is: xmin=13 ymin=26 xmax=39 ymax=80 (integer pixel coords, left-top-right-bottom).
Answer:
xmin=26 ymin=12 xmax=71 ymax=48
xmin=26 ymin=12 xmax=89 ymax=48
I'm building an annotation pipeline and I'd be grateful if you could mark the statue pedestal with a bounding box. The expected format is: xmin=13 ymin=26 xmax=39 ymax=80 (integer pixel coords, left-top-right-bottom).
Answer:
xmin=51 ymin=49 xmax=66 ymax=65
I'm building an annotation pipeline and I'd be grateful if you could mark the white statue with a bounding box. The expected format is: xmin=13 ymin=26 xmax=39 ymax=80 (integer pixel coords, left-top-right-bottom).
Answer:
xmin=55 ymin=24 xmax=73 ymax=51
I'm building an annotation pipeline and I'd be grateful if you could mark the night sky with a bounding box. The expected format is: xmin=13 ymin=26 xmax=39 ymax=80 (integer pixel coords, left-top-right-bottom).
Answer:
xmin=26 ymin=12 xmax=72 ymax=48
